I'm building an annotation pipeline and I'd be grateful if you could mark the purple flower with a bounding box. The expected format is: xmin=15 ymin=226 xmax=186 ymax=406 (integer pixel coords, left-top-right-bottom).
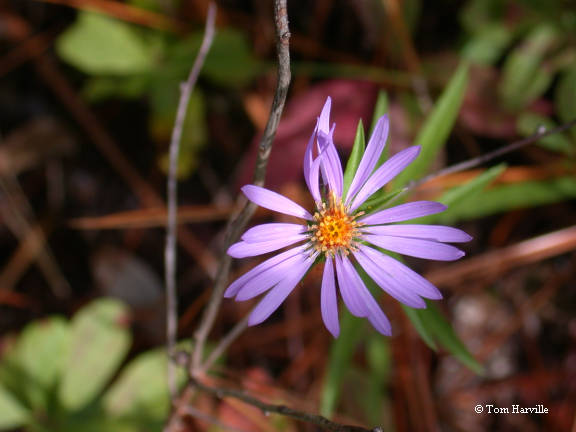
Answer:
xmin=225 ymin=97 xmax=471 ymax=337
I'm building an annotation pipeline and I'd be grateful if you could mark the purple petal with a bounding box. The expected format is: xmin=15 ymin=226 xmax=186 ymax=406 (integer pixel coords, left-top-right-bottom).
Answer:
xmin=227 ymin=234 xmax=306 ymax=258
xmin=359 ymin=201 xmax=446 ymax=225
xmin=354 ymin=246 xmax=426 ymax=308
xmin=364 ymin=234 xmax=465 ymax=261
xmin=236 ymin=251 xmax=309 ymax=301
xmin=318 ymin=131 xmax=343 ymax=197
xmin=321 ymin=256 xmax=339 ymax=337
xmin=358 ymin=245 xmax=442 ymax=300
xmin=303 ymin=124 xmax=318 ymax=200
xmin=337 ymin=255 xmax=391 ymax=335
xmin=349 ymin=146 xmax=421 ymax=212
xmin=242 ymin=223 xmax=306 ymax=243
xmin=364 ymin=224 xmax=472 ymax=242
xmin=242 ymin=185 xmax=312 ymax=220
xmin=346 ymin=115 xmax=390 ymax=202
xmin=318 ymin=97 xmax=332 ymax=135
xmin=248 ymin=254 xmax=315 ymax=326
xmin=224 ymin=246 xmax=304 ymax=298
xmin=334 ymin=254 xmax=367 ymax=317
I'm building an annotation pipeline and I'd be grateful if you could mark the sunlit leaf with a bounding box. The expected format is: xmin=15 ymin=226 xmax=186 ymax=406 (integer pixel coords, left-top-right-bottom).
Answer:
xmin=462 ymin=23 xmax=513 ymax=64
xmin=56 ymin=12 xmax=153 ymax=75
xmin=0 ymin=384 xmax=29 ymax=430
xmin=393 ymin=64 xmax=469 ymax=188
xmin=104 ymin=348 xmax=184 ymax=420
xmin=59 ymin=299 xmax=131 ymax=411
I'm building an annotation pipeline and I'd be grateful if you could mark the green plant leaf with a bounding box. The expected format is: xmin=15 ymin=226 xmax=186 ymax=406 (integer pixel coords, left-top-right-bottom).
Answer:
xmin=363 ymin=335 xmax=390 ymax=424
xmin=15 ymin=317 xmax=69 ymax=410
xmin=555 ymin=66 xmax=576 ymax=141
xmin=404 ymin=302 xmax=483 ymax=374
xmin=462 ymin=23 xmax=513 ymax=64
xmin=59 ymin=299 xmax=131 ymax=411
xmin=369 ymin=91 xmax=389 ymax=135
xmin=422 ymin=164 xmax=506 ymax=224
xmin=320 ymin=311 xmax=364 ymax=418
xmin=342 ymin=120 xmax=366 ymax=197
xmin=445 ymin=176 xmax=576 ymax=220
xmin=0 ymin=383 xmax=29 ymax=430
xmin=104 ymin=348 xmax=184 ymax=420
xmin=393 ymin=63 xmax=469 ymax=188
xmin=56 ymin=11 xmax=153 ymax=75
xmin=499 ymin=24 xmax=558 ymax=110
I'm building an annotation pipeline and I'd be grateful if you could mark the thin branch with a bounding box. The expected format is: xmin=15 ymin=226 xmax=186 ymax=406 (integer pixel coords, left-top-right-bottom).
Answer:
xmin=189 ymin=377 xmax=383 ymax=432
xmin=191 ymin=0 xmax=292 ymax=373
xmin=407 ymin=118 xmax=576 ymax=192
xmin=201 ymin=315 xmax=249 ymax=373
xmin=165 ymin=3 xmax=216 ymax=399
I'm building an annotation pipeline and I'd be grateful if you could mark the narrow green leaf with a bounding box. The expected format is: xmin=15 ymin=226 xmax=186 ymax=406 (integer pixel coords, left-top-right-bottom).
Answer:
xmin=0 ymin=384 xmax=29 ymax=429
xmin=422 ymin=164 xmax=506 ymax=224
xmin=369 ymin=91 xmax=389 ymax=135
xmin=404 ymin=302 xmax=483 ymax=374
xmin=363 ymin=336 xmax=390 ymax=424
xmin=56 ymin=11 xmax=153 ymax=75
xmin=402 ymin=305 xmax=437 ymax=349
xmin=320 ymin=311 xmax=364 ymax=418
xmin=342 ymin=120 xmax=366 ymax=197
xmin=499 ymin=24 xmax=558 ymax=110
xmin=393 ymin=63 xmax=469 ymax=188
xmin=462 ymin=23 xmax=513 ymax=65
xmin=555 ymin=66 xmax=576 ymax=141
xmin=444 ymin=176 xmax=576 ymax=221
xmin=59 ymin=299 xmax=131 ymax=411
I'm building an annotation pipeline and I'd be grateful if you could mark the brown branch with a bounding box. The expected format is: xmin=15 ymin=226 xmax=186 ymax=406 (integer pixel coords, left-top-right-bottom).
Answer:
xmin=189 ymin=377 xmax=383 ymax=432
xmin=190 ymin=0 xmax=292 ymax=373
xmin=165 ymin=2 xmax=216 ymax=399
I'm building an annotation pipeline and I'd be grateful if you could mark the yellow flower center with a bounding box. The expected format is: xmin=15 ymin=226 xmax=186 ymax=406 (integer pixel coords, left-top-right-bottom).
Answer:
xmin=310 ymin=193 xmax=362 ymax=255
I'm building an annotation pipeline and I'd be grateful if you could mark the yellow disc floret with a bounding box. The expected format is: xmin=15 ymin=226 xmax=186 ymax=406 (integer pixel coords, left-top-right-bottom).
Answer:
xmin=309 ymin=192 xmax=363 ymax=255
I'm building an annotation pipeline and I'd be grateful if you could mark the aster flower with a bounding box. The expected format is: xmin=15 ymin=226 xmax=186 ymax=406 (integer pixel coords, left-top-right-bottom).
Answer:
xmin=225 ymin=97 xmax=471 ymax=337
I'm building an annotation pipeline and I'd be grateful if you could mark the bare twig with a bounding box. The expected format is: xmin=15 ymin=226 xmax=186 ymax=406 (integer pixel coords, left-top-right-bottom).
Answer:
xmin=201 ymin=315 xmax=249 ymax=373
xmin=184 ymin=405 xmax=248 ymax=432
xmin=189 ymin=377 xmax=382 ymax=432
xmin=165 ymin=2 xmax=216 ymax=399
xmin=190 ymin=0 xmax=292 ymax=373
xmin=408 ymin=118 xmax=576 ymax=192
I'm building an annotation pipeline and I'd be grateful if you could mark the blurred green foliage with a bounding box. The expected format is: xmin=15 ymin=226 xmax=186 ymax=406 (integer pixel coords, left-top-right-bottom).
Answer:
xmin=0 ymin=299 xmax=185 ymax=431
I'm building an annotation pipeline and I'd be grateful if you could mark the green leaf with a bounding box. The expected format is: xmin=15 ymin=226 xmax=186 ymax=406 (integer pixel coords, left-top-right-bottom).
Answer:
xmin=59 ymin=299 xmax=131 ymax=411
xmin=402 ymin=306 xmax=437 ymax=349
xmin=0 ymin=383 xmax=29 ymax=429
xmin=393 ymin=63 xmax=469 ymax=188
xmin=104 ymin=348 xmax=184 ymax=420
xmin=320 ymin=311 xmax=364 ymax=418
xmin=56 ymin=12 xmax=153 ymax=75
xmin=423 ymin=164 xmax=507 ymax=224
xmin=404 ymin=302 xmax=483 ymax=373
xmin=342 ymin=120 xmax=366 ymax=197
xmin=369 ymin=91 xmax=389 ymax=136
xmin=517 ymin=112 xmax=574 ymax=155
xmin=555 ymin=66 xmax=576 ymax=135
xmin=499 ymin=24 xmax=558 ymax=110
xmin=445 ymin=176 xmax=576 ymax=220
xmin=462 ymin=23 xmax=513 ymax=65
xmin=153 ymin=88 xmax=207 ymax=178
xmin=15 ymin=317 xmax=69 ymax=410
xmin=363 ymin=336 xmax=390 ymax=424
